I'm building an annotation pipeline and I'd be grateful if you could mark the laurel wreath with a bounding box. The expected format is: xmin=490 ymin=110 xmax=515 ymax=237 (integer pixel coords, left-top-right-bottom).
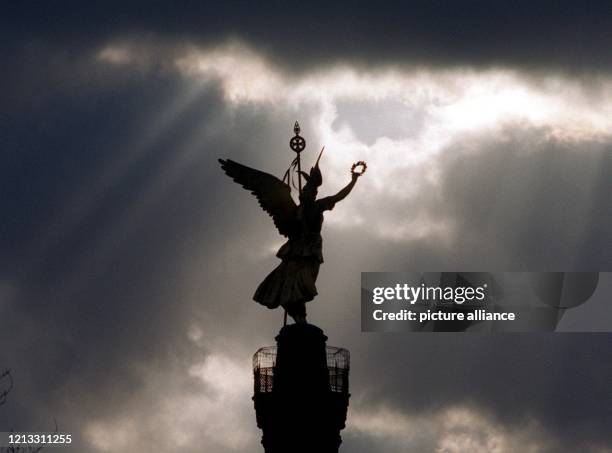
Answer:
xmin=351 ymin=161 xmax=367 ymax=175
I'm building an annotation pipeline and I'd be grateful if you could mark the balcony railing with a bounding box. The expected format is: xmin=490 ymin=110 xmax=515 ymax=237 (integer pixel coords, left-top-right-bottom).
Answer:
xmin=253 ymin=346 xmax=350 ymax=394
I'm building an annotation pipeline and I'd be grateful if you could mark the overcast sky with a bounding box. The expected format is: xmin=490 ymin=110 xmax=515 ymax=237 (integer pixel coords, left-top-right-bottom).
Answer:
xmin=1 ymin=3 xmax=611 ymax=452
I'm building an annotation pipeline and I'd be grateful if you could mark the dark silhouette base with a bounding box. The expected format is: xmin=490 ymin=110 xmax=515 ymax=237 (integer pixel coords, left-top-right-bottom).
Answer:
xmin=253 ymin=324 xmax=350 ymax=453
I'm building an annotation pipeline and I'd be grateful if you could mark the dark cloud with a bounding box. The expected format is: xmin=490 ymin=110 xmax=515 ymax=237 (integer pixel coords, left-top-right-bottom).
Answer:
xmin=4 ymin=1 xmax=612 ymax=75
xmin=439 ymin=127 xmax=612 ymax=270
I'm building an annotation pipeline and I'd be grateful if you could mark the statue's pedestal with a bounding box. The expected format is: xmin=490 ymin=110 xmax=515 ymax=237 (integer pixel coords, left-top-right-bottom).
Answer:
xmin=253 ymin=324 xmax=350 ymax=453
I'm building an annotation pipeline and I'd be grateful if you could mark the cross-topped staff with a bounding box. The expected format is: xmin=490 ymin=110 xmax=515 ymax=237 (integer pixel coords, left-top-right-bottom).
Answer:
xmin=284 ymin=121 xmax=306 ymax=325
xmin=290 ymin=121 xmax=306 ymax=185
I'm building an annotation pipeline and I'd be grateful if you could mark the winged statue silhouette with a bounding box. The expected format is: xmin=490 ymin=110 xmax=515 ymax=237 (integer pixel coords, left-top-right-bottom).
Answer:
xmin=219 ymin=147 xmax=363 ymax=324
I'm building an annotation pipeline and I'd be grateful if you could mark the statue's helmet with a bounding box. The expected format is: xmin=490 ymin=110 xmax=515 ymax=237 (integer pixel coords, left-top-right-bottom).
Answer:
xmin=299 ymin=147 xmax=324 ymax=190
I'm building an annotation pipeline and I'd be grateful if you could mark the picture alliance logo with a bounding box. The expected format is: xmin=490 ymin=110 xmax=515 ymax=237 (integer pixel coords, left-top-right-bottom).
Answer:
xmin=371 ymin=283 xmax=488 ymax=305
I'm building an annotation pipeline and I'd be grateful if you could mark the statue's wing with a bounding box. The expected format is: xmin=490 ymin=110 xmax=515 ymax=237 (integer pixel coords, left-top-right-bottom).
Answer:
xmin=219 ymin=159 xmax=298 ymax=237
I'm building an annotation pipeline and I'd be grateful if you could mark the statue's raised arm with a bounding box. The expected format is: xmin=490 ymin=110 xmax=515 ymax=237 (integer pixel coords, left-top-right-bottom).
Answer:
xmin=316 ymin=162 xmax=365 ymax=212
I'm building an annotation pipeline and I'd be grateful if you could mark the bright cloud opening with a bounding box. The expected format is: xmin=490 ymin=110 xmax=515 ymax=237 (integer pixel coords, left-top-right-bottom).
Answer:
xmin=96 ymin=40 xmax=612 ymax=245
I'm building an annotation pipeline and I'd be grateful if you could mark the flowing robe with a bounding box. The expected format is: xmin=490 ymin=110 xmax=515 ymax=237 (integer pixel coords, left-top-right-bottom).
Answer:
xmin=253 ymin=197 xmax=335 ymax=316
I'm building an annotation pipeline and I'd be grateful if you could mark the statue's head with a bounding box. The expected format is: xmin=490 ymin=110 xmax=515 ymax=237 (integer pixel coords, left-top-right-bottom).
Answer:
xmin=299 ymin=147 xmax=324 ymax=202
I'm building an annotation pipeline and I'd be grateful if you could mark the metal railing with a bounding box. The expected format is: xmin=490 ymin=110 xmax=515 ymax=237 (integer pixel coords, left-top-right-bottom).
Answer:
xmin=253 ymin=346 xmax=350 ymax=394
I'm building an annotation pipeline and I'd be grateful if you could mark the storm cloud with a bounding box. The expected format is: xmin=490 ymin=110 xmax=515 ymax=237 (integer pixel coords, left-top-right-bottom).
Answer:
xmin=5 ymin=1 xmax=612 ymax=75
